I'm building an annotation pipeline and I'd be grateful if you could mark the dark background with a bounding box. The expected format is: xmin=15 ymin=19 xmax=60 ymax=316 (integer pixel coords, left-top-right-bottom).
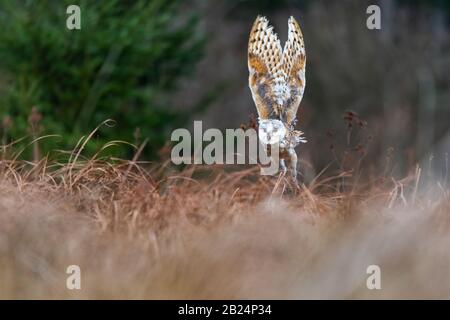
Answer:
xmin=0 ymin=0 xmax=449 ymax=180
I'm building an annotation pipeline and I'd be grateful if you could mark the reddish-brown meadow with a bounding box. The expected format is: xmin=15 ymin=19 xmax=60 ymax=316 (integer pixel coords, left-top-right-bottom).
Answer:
xmin=0 ymin=148 xmax=449 ymax=298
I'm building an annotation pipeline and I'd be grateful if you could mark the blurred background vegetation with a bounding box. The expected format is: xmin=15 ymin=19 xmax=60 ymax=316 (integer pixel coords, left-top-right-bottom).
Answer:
xmin=0 ymin=0 xmax=212 ymax=158
xmin=0 ymin=0 xmax=449 ymax=179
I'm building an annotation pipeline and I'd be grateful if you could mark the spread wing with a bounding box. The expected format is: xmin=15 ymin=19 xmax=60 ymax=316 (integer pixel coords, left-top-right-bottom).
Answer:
xmin=247 ymin=16 xmax=283 ymax=120
xmin=281 ymin=16 xmax=306 ymax=125
xmin=247 ymin=16 xmax=306 ymax=125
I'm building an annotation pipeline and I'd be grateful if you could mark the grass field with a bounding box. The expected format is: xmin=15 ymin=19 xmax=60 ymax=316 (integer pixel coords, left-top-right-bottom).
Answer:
xmin=1 ymin=140 xmax=449 ymax=299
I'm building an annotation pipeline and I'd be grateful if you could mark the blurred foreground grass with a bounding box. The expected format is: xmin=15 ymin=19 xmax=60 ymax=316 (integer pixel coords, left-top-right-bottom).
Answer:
xmin=0 ymin=135 xmax=449 ymax=299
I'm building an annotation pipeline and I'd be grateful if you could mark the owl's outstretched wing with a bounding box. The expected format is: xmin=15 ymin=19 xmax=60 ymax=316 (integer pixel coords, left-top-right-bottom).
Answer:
xmin=248 ymin=16 xmax=282 ymax=120
xmin=281 ymin=16 xmax=306 ymax=125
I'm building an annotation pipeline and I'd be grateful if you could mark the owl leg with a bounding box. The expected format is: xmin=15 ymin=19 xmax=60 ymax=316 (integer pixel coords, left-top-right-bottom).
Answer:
xmin=280 ymin=159 xmax=287 ymax=174
xmin=288 ymin=148 xmax=298 ymax=182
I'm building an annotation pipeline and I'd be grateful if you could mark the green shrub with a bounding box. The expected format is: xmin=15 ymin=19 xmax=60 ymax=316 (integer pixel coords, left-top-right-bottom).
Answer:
xmin=0 ymin=0 xmax=208 ymax=158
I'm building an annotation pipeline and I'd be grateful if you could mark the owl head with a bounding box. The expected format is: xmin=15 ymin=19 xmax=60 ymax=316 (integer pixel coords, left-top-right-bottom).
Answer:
xmin=258 ymin=119 xmax=286 ymax=145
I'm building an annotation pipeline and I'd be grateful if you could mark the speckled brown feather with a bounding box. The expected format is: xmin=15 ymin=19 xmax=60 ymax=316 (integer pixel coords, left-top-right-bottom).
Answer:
xmin=248 ymin=16 xmax=283 ymax=120
xmin=282 ymin=16 xmax=306 ymax=124
xmin=248 ymin=16 xmax=306 ymax=125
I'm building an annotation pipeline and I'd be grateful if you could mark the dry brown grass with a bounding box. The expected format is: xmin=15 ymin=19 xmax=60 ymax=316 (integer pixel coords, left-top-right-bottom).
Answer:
xmin=0 ymin=111 xmax=449 ymax=299
xmin=0 ymin=147 xmax=449 ymax=299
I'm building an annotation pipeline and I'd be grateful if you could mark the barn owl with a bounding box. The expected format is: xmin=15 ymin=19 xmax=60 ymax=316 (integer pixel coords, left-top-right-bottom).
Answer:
xmin=248 ymin=15 xmax=307 ymax=180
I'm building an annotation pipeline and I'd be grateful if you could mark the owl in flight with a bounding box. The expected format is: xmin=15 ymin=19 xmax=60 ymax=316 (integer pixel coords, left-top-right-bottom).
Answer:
xmin=248 ymin=15 xmax=307 ymax=180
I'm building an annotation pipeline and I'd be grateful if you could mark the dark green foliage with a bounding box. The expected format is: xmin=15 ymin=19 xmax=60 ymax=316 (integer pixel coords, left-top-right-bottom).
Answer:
xmin=0 ymin=0 xmax=207 ymax=158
